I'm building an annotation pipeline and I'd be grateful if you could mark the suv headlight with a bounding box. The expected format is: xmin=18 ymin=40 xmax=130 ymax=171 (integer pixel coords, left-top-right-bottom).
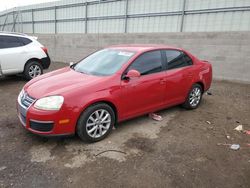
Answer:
xmin=34 ymin=96 xmax=64 ymax=111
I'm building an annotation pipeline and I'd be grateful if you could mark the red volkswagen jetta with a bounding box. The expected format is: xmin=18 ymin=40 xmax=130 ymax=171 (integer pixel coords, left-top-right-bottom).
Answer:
xmin=17 ymin=45 xmax=212 ymax=142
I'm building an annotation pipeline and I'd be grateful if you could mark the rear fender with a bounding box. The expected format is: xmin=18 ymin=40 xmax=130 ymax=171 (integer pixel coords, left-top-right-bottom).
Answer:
xmin=199 ymin=61 xmax=212 ymax=91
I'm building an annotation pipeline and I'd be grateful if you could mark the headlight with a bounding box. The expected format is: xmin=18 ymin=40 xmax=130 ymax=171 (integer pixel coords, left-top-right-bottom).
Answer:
xmin=34 ymin=96 xmax=64 ymax=111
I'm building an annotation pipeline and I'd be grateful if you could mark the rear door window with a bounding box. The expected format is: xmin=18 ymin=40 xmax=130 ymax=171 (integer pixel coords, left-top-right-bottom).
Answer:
xmin=0 ymin=35 xmax=25 ymax=49
xmin=165 ymin=50 xmax=193 ymax=70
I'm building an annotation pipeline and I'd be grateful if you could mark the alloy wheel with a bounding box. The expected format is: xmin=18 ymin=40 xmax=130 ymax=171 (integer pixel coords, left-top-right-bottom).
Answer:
xmin=29 ymin=65 xmax=42 ymax=78
xmin=86 ymin=109 xmax=111 ymax=139
xmin=189 ymin=87 xmax=201 ymax=107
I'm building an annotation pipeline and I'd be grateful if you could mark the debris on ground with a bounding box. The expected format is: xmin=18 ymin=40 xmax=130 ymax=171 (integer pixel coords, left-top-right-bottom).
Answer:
xmin=68 ymin=178 xmax=73 ymax=183
xmin=245 ymin=130 xmax=250 ymax=135
xmin=149 ymin=113 xmax=162 ymax=121
xmin=206 ymin=91 xmax=212 ymax=95
xmin=0 ymin=166 xmax=7 ymax=171
xmin=223 ymin=128 xmax=230 ymax=140
xmin=95 ymin=150 xmax=126 ymax=157
xmin=206 ymin=121 xmax=211 ymax=124
xmin=234 ymin=125 xmax=243 ymax=132
xmin=217 ymin=143 xmax=231 ymax=146
xmin=230 ymin=144 xmax=240 ymax=150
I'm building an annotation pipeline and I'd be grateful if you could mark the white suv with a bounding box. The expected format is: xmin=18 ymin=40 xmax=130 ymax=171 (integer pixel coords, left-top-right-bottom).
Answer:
xmin=0 ymin=32 xmax=51 ymax=80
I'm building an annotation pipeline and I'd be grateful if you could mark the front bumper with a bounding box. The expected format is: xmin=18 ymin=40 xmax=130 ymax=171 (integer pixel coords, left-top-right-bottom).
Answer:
xmin=17 ymin=93 xmax=76 ymax=136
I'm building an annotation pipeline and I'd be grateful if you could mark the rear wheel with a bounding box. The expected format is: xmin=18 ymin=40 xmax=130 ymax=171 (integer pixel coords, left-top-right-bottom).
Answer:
xmin=24 ymin=61 xmax=43 ymax=80
xmin=182 ymin=84 xmax=203 ymax=109
xmin=77 ymin=103 xmax=115 ymax=142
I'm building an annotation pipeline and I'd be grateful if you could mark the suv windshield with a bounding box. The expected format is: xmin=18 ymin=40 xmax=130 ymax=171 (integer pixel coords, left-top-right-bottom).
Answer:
xmin=73 ymin=49 xmax=135 ymax=76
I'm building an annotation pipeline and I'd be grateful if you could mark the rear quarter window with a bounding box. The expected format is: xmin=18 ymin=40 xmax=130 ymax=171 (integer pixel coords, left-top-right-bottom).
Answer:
xmin=18 ymin=37 xmax=32 ymax=45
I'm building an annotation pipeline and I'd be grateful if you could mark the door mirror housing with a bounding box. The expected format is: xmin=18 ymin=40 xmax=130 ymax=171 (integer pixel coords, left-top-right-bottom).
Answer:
xmin=69 ymin=62 xmax=74 ymax=66
xmin=126 ymin=69 xmax=141 ymax=79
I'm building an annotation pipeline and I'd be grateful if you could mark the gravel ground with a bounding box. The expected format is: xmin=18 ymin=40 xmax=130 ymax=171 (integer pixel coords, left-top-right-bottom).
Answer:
xmin=0 ymin=62 xmax=250 ymax=188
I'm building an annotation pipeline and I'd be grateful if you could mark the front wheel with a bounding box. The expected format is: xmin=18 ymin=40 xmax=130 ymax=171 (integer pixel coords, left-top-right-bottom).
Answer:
xmin=24 ymin=61 xmax=43 ymax=80
xmin=77 ymin=103 xmax=115 ymax=142
xmin=182 ymin=84 xmax=203 ymax=109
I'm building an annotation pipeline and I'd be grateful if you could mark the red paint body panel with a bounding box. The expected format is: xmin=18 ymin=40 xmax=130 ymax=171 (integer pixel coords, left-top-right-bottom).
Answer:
xmin=17 ymin=45 xmax=212 ymax=136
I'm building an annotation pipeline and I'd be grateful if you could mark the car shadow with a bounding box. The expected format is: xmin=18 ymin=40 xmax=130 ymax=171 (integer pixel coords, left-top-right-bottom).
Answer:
xmin=18 ymin=98 xmax=209 ymax=145
xmin=22 ymin=106 xmax=181 ymax=145
xmin=115 ymin=106 xmax=180 ymax=130
xmin=0 ymin=75 xmax=27 ymax=86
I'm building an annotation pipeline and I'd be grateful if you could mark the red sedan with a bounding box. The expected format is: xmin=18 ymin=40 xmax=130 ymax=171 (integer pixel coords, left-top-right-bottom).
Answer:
xmin=17 ymin=45 xmax=212 ymax=142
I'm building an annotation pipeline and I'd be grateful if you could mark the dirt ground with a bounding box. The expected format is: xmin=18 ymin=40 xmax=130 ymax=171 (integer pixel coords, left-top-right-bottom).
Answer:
xmin=0 ymin=62 xmax=250 ymax=188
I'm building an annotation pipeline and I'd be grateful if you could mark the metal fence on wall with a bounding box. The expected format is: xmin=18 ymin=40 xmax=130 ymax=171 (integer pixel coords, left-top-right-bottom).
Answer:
xmin=0 ymin=0 xmax=250 ymax=34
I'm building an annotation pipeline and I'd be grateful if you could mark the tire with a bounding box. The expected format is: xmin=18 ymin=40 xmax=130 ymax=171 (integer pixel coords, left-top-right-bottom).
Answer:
xmin=77 ymin=103 xmax=115 ymax=142
xmin=182 ymin=84 xmax=203 ymax=110
xmin=24 ymin=61 xmax=43 ymax=80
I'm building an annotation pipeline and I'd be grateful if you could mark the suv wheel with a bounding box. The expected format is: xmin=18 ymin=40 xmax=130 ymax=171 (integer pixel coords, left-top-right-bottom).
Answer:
xmin=24 ymin=61 xmax=43 ymax=80
xmin=77 ymin=103 xmax=115 ymax=142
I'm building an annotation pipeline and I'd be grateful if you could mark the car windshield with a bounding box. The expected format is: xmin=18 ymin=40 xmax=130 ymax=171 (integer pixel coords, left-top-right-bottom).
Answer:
xmin=73 ymin=49 xmax=135 ymax=76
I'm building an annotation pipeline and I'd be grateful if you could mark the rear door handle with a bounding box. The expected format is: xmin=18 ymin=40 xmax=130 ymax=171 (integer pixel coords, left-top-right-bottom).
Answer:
xmin=187 ymin=72 xmax=193 ymax=78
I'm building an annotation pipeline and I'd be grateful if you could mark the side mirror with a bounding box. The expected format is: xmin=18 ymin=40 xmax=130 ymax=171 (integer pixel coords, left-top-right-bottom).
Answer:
xmin=126 ymin=69 xmax=141 ymax=79
xmin=69 ymin=62 xmax=74 ymax=66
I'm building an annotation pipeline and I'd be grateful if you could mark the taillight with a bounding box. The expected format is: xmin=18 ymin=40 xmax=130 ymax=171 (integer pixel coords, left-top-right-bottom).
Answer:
xmin=41 ymin=47 xmax=48 ymax=54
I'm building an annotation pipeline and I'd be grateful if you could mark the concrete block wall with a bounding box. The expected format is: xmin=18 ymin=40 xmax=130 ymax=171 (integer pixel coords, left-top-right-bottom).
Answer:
xmin=37 ymin=32 xmax=250 ymax=82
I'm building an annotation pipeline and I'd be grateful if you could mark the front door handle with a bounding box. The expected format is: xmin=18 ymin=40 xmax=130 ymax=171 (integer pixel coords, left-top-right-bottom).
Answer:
xmin=160 ymin=78 xmax=166 ymax=84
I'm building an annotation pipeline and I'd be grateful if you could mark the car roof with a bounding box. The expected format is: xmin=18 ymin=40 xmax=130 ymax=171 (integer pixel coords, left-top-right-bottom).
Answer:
xmin=0 ymin=32 xmax=38 ymax=41
xmin=108 ymin=44 xmax=183 ymax=52
xmin=0 ymin=32 xmax=30 ymax=38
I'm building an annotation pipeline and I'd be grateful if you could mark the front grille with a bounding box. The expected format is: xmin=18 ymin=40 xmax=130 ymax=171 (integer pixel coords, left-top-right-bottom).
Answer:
xmin=18 ymin=92 xmax=36 ymax=127
xmin=21 ymin=93 xmax=36 ymax=108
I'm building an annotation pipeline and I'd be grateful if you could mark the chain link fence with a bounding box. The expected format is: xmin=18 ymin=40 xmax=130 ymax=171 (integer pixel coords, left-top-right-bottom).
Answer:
xmin=0 ymin=0 xmax=250 ymax=34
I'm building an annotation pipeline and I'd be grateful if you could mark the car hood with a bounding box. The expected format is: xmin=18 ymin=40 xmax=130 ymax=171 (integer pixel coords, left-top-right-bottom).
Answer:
xmin=24 ymin=67 xmax=105 ymax=99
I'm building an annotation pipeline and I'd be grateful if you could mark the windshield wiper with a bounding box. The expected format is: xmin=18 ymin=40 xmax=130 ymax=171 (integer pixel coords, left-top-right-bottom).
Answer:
xmin=78 ymin=70 xmax=89 ymax=75
xmin=70 ymin=64 xmax=75 ymax=70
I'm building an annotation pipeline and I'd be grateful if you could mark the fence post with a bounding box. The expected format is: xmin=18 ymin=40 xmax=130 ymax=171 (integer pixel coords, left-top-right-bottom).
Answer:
xmin=55 ymin=6 xmax=57 ymax=34
xmin=2 ymin=13 xmax=9 ymax=31
xmin=31 ymin=9 xmax=34 ymax=34
xmin=20 ymin=9 xmax=23 ymax=33
xmin=85 ymin=2 xmax=88 ymax=34
xmin=12 ymin=11 xmax=15 ymax=32
xmin=180 ymin=0 xmax=186 ymax=32
xmin=124 ymin=0 xmax=129 ymax=33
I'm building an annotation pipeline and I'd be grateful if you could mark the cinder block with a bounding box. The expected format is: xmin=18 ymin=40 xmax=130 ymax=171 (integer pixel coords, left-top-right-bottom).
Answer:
xmin=36 ymin=32 xmax=250 ymax=83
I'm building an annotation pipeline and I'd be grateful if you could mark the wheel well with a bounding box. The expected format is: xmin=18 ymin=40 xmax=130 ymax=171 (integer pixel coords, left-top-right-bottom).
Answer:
xmin=24 ymin=58 xmax=42 ymax=70
xmin=100 ymin=101 xmax=118 ymax=122
xmin=79 ymin=100 xmax=118 ymax=123
xmin=196 ymin=82 xmax=204 ymax=93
